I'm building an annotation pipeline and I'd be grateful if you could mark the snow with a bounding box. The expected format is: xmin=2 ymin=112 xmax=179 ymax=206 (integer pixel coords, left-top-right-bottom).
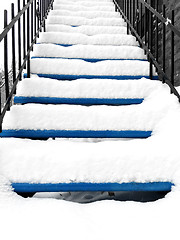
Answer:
xmin=32 ymin=44 xmax=146 ymax=60
xmin=30 ymin=58 xmax=153 ymax=77
xmin=46 ymin=24 xmax=128 ymax=35
xmin=0 ymin=182 xmax=179 ymax=240
xmin=37 ymin=32 xmax=136 ymax=46
xmin=49 ymin=9 xmax=120 ymax=18
xmin=1 ymin=83 xmax=180 ymax=185
xmin=53 ymin=3 xmax=115 ymax=12
xmin=47 ymin=15 xmax=126 ymax=26
xmin=15 ymin=77 xmax=156 ymax=99
xmin=54 ymin=0 xmax=114 ymax=6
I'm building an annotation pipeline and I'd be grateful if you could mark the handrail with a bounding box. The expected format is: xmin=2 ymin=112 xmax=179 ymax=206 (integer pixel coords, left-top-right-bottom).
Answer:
xmin=114 ymin=0 xmax=180 ymax=101
xmin=0 ymin=0 xmax=54 ymax=131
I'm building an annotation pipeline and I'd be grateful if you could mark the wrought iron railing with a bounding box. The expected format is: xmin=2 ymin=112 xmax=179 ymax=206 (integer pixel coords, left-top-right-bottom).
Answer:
xmin=0 ymin=0 xmax=54 ymax=132
xmin=114 ymin=0 xmax=180 ymax=101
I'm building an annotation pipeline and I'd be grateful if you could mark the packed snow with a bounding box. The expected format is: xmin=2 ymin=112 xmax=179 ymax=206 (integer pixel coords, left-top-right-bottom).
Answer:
xmin=30 ymin=58 xmax=153 ymax=77
xmin=15 ymin=77 xmax=155 ymax=99
xmin=53 ymin=3 xmax=115 ymax=12
xmin=37 ymin=32 xmax=136 ymax=46
xmin=49 ymin=9 xmax=120 ymax=18
xmin=32 ymin=44 xmax=146 ymax=60
xmin=46 ymin=24 xmax=128 ymax=35
xmin=47 ymin=15 xmax=126 ymax=26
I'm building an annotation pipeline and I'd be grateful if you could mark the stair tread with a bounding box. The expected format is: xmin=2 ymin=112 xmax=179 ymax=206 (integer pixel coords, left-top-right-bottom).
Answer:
xmin=33 ymin=44 xmax=147 ymax=60
xmin=53 ymin=3 xmax=115 ymax=12
xmin=30 ymin=59 xmax=155 ymax=78
xmin=49 ymin=9 xmax=121 ymax=19
xmin=15 ymin=78 xmax=160 ymax=99
xmin=46 ymin=24 xmax=128 ymax=35
xmin=37 ymin=32 xmax=137 ymax=46
xmin=1 ymin=96 xmax=169 ymax=131
xmin=47 ymin=15 xmax=126 ymax=27
xmin=0 ymin=137 xmax=177 ymax=185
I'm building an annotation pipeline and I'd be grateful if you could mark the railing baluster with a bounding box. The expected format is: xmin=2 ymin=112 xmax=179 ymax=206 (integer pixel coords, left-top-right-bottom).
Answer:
xmin=34 ymin=0 xmax=37 ymax=42
xmin=4 ymin=10 xmax=10 ymax=109
xmin=162 ymin=5 xmax=166 ymax=83
xmin=23 ymin=0 xmax=26 ymax=67
xmin=27 ymin=0 xmax=30 ymax=78
xmin=171 ymin=10 xmax=175 ymax=88
xmin=31 ymin=0 xmax=34 ymax=45
xmin=11 ymin=4 xmax=16 ymax=87
xmin=149 ymin=0 xmax=153 ymax=80
xmin=18 ymin=0 xmax=22 ymax=80
xmin=155 ymin=0 xmax=158 ymax=62
xmin=127 ymin=0 xmax=129 ymax=34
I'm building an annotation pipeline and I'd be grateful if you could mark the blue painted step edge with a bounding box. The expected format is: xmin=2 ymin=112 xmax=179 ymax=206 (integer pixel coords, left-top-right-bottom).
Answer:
xmin=0 ymin=130 xmax=152 ymax=138
xmin=14 ymin=96 xmax=144 ymax=105
xmin=11 ymin=182 xmax=174 ymax=192
xmin=24 ymin=73 xmax=159 ymax=80
xmin=31 ymin=56 xmax=148 ymax=62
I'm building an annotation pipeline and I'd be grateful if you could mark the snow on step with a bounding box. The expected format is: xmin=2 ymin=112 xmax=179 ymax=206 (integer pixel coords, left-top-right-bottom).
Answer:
xmin=32 ymin=44 xmax=147 ymax=61
xmin=54 ymin=0 xmax=114 ymax=6
xmin=30 ymin=59 xmax=155 ymax=80
xmin=0 ymin=102 xmax=166 ymax=133
xmin=47 ymin=16 xmax=126 ymax=27
xmin=53 ymin=3 xmax=115 ymax=12
xmin=49 ymin=9 xmax=120 ymax=19
xmin=14 ymin=78 xmax=163 ymax=105
xmin=46 ymin=24 xmax=127 ymax=35
xmin=1 ymin=132 xmax=180 ymax=184
xmin=37 ymin=32 xmax=138 ymax=46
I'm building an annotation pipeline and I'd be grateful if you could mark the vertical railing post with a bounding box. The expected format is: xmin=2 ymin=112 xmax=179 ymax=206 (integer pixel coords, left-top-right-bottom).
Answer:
xmin=23 ymin=0 xmax=26 ymax=68
xmin=162 ymin=5 xmax=166 ymax=83
xmin=11 ymin=3 xmax=16 ymax=88
xmin=4 ymin=10 xmax=10 ymax=109
xmin=171 ymin=10 xmax=175 ymax=88
xmin=18 ymin=0 xmax=22 ymax=80
xmin=27 ymin=0 xmax=30 ymax=78
xmin=127 ymin=0 xmax=129 ymax=34
xmin=31 ymin=0 xmax=34 ymax=46
xmin=155 ymin=0 xmax=158 ymax=62
xmin=149 ymin=1 xmax=153 ymax=80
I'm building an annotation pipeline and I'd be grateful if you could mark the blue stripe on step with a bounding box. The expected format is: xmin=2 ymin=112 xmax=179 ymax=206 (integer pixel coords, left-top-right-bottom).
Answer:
xmin=11 ymin=182 xmax=174 ymax=192
xmin=14 ymin=96 xmax=144 ymax=105
xmin=0 ymin=130 xmax=152 ymax=138
xmin=31 ymin=56 xmax=148 ymax=62
xmin=24 ymin=73 xmax=159 ymax=80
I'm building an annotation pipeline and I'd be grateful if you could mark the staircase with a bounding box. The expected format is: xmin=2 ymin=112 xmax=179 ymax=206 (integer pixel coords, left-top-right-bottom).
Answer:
xmin=0 ymin=0 xmax=175 ymax=195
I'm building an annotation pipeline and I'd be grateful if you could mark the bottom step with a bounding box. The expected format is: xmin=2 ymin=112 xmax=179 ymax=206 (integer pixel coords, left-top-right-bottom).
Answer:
xmin=12 ymin=182 xmax=174 ymax=193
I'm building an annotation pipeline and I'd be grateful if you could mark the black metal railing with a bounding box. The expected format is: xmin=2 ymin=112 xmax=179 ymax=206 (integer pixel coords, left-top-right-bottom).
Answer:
xmin=0 ymin=0 xmax=54 ymax=132
xmin=114 ymin=0 xmax=180 ymax=101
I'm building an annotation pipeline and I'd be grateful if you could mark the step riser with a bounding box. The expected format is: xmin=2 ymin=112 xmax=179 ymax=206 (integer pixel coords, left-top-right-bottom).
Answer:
xmin=0 ymin=130 xmax=152 ymax=139
xmin=31 ymin=57 xmax=147 ymax=62
xmin=14 ymin=97 xmax=144 ymax=105
xmin=12 ymin=182 xmax=174 ymax=193
xmin=24 ymin=73 xmax=159 ymax=81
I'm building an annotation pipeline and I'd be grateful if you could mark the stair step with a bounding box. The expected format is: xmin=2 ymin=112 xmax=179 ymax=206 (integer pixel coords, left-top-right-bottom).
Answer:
xmin=14 ymin=78 xmax=160 ymax=105
xmin=47 ymin=16 xmax=126 ymax=27
xmin=37 ymin=32 xmax=138 ymax=46
xmin=0 ymin=138 xmax=176 ymax=191
xmin=53 ymin=3 xmax=115 ymax=12
xmin=32 ymin=44 xmax=147 ymax=61
xmin=12 ymin=182 xmax=173 ymax=193
xmin=29 ymin=58 xmax=157 ymax=80
xmin=49 ymin=9 xmax=120 ymax=18
xmin=0 ymin=99 xmax=164 ymax=138
xmin=46 ymin=24 xmax=128 ymax=35
xmin=54 ymin=0 xmax=114 ymax=7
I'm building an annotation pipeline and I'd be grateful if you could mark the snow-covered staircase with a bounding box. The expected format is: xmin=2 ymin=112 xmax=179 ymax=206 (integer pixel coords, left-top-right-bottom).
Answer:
xmin=0 ymin=0 xmax=176 ymax=194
